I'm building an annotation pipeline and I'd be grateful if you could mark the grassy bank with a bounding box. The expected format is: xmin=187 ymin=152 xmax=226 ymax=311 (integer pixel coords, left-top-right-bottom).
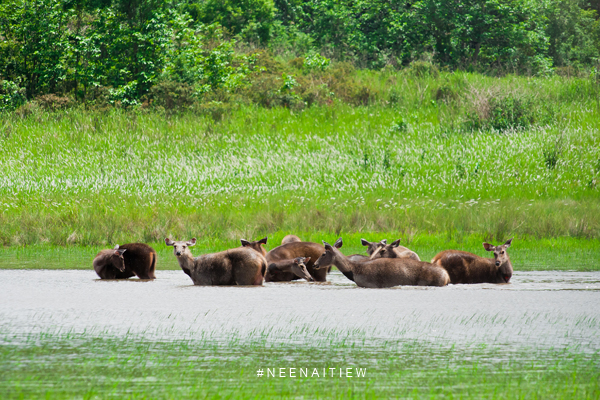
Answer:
xmin=1 ymin=333 xmax=598 ymax=399
xmin=1 ymin=71 xmax=599 ymax=257
xmin=1 ymin=234 xmax=598 ymax=271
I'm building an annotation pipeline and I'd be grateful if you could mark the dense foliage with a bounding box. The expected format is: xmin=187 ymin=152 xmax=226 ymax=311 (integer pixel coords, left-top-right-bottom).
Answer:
xmin=0 ymin=0 xmax=599 ymax=109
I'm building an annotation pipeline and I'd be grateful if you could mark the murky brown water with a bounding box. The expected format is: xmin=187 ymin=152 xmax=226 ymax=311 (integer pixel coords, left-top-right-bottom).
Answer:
xmin=1 ymin=270 xmax=599 ymax=351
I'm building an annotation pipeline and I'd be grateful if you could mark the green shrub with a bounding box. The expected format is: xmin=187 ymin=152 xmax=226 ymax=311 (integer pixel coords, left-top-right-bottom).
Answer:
xmin=0 ymin=80 xmax=26 ymax=111
xmin=487 ymin=96 xmax=534 ymax=130
xmin=147 ymin=81 xmax=196 ymax=111
xmin=463 ymin=90 xmax=536 ymax=131
xmin=403 ymin=61 xmax=439 ymax=79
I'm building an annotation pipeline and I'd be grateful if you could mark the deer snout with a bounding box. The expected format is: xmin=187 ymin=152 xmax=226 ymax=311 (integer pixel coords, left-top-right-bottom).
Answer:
xmin=175 ymin=251 xmax=182 ymax=256
xmin=495 ymin=261 xmax=500 ymax=266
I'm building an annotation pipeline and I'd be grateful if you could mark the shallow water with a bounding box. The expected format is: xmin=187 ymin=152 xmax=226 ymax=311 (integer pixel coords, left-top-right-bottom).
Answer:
xmin=1 ymin=269 xmax=599 ymax=353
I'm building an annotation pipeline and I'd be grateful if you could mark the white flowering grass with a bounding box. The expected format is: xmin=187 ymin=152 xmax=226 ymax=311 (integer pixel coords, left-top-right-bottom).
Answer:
xmin=0 ymin=73 xmax=599 ymax=246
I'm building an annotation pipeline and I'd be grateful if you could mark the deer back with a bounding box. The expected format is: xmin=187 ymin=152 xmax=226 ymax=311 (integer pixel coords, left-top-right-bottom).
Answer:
xmin=266 ymin=242 xmax=327 ymax=282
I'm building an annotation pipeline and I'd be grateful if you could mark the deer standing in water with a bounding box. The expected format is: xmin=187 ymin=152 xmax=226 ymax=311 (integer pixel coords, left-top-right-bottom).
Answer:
xmin=369 ymin=239 xmax=421 ymax=261
xmin=93 ymin=243 xmax=157 ymax=279
xmin=93 ymin=245 xmax=128 ymax=279
xmin=266 ymin=241 xmax=328 ymax=282
xmin=431 ymin=239 xmax=514 ymax=284
xmin=240 ymin=237 xmax=268 ymax=257
xmin=267 ymin=257 xmax=314 ymax=282
xmin=166 ymin=238 xmax=266 ymax=285
xmin=314 ymin=238 xmax=449 ymax=288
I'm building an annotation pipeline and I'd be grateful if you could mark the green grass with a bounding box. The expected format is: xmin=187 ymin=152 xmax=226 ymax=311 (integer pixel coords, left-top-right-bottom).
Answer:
xmin=1 ymin=71 xmax=599 ymax=258
xmin=1 ymin=333 xmax=598 ymax=399
xmin=1 ymin=233 xmax=598 ymax=271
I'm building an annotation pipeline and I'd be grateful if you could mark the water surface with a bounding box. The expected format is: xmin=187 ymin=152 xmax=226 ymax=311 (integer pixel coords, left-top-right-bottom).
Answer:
xmin=1 ymin=270 xmax=598 ymax=353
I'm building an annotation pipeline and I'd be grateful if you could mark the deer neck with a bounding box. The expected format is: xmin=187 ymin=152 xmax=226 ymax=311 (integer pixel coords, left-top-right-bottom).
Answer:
xmin=93 ymin=250 xmax=114 ymax=269
xmin=177 ymin=253 xmax=195 ymax=272
xmin=332 ymin=251 xmax=356 ymax=274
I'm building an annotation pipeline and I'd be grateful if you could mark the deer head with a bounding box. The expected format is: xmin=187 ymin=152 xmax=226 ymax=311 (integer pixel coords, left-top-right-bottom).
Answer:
xmin=483 ymin=238 xmax=513 ymax=283
xmin=165 ymin=237 xmax=196 ymax=257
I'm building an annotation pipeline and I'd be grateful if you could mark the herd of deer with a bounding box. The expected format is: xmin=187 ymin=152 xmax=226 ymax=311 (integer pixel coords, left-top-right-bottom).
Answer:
xmin=93 ymin=234 xmax=514 ymax=287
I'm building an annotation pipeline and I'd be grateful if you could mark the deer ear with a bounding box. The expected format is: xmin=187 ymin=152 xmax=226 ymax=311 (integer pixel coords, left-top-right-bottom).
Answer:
xmin=118 ymin=249 xmax=126 ymax=255
xmin=360 ymin=239 xmax=369 ymax=246
xmin=165 ymin=238 xmax=174 ymax=246
xmin=259 ymin=237 xmax=268 ymax=245
xmin=240 ymin=239 xmax=250 ymax=247
xmin=322 ymin=241 xmax=332 ymax=251
xmin=483 ymin=242 xmax=494 ymax=251
xmin=187 ymin=238 xmax=197 ymax=246
xmin=391 ymin=239 xmax=401 ymax=247
xmin=304 ymin=256 xmax=311 ymax=263
xmin=113 ymin=244 xmax=120 ymax=250
xmin=334 ymin=237 xmax=343 ymax=248
xmin=504 ymin=238 xmax=513 ymax=247
xmin=380 ymin=239 xmax=387 ymax=245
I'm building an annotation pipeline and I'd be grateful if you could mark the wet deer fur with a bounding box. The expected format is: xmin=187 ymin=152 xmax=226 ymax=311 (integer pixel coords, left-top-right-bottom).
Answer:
xmin=265 ymin=241 xmax=328 ymax=282
xmin=166 ymin=238 xmax=267 ymax=286
xmin=240 ymin=237 xmax=268 ymax=257
xmin=431 ymin=239 xmax=513 ymax=284
xmin=369 ymin=239 xmax=421 ymax=261
xmin=267 ymin=257 xmax=314 ymax=282
xmin=93 ymin=245 xmax=128 ymax=279
xmin=93 ymin=243 xmax=157 ymax=279
xmin=281 ymin=234 xmax=302 ymax=245
xmin=314 ymin=238 xmax=449 ymax=288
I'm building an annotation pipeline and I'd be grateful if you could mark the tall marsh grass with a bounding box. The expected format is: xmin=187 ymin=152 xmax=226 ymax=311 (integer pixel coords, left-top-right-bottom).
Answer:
xmin=1 ymin=71 xmax=599 ymax=247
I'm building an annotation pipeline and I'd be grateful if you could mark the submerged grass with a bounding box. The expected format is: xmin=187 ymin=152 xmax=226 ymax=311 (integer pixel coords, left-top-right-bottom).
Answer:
xmin=0 ymin=333 xmax=598 ymax=399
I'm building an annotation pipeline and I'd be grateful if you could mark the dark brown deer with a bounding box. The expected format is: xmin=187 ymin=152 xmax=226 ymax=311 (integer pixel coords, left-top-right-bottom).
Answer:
xmin=240 ymin=237 xmax=268 ymax=257
xmin=165 ymin=238 xmax=267 ymax=285
xmin=314 ymin=238 xmax=449 ymax=288
xmin=370 ymin=239 xmax=421 ymax=261
xmin=93 ymin=245 xmax=129 ymax=279
xmin=361 ymin=239 xmax=387 ymax=256
xmin=119 ymin=242 xmax=157 ymax=279
xmin=431 ymin=239 xmax=513 ymax=284
xmin=281 ymin=235 xmax=301 ymax=245
xmin=267 ymin=257 xmax=314 ymax=282
xmin=93 ymin=243 xmax=157 ymax=279
xmin=265 ymin=242 xmax=328 ymax=282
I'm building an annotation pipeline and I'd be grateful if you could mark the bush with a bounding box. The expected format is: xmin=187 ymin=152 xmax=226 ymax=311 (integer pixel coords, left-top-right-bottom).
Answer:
xmin=147 ymin=81 xmax=196 ymax=111
xmin=487 ymin=96 xmax=534 ymax=130
xmin=463 ymin=90 xmax=536 ymax=131
xmin=34 ymin=94 xmax=72 ymax=111
xmin=403 ymin=61 xmax=439 ymax=79
xmin=0 ymin=80 xmax=26 ymax=111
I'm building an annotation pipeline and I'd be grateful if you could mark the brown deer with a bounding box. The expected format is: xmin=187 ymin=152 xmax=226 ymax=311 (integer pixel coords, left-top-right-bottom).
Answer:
xmin=370 ymin=239 xmax=421 ymax=261
xmin=267 ymin=257 xmax=314 ymax=282
xmin=431 ymin=239 xmax=513 ymax=284
xmin=93 ymin=243 xmax=157 ymax=279
xmin=361 ymin=239 xmax=388 ymax=256
xmin=314 ymin=238 xmax=449 ymax=288
xmin=119 ymin=242 xmax=157 ymax=279
xmin=281 ymin=235 xmax=302 ymax=245
xmin=240 ymin=237 xmax=268 ymax=257
xmin=265 ymin=242 xmax=328 ymax=282
xmin=93 ymin=245 xmax=129 ymax=279
xmin=165 ymin=238 xmax=266 ymax=285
